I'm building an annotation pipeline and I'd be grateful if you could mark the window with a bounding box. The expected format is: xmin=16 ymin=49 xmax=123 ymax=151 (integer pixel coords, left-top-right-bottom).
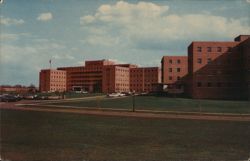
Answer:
xmin=177 ymin=59 xmax=181 ymax=64
xmin=207 ymin=82 xmax=211 ymax=87
xmin=177 ymin=76 xmax=180 ymax=80
xmin=169 ymin=59 xmax=172 ymax=64
xmin=197 ymin=47 xmax=202 ymax=52
xmin=207 ymin=58 xmax=212 ymax=64
xmin=169 ymin=76 xmax=172 ymax=80
xmin=169 ymin=68 xmax=172 ymax=72
xmin=207 ymin=47 xmax=212 ymax=52
xmin=197 ymin=58 xmax=202 ymax=64
xmin=227 ymin=47 xmax=232 ymax=52
xmin=197 ymin=82 xmax=202 ymax=87
xmin=217 ymin=47 xmax=222 ymax=52
xmin=177 ymin=68 xmax=181 ymax=72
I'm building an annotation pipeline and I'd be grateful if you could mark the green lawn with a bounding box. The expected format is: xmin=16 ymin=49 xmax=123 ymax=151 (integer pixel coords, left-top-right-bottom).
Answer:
xmin=47 ymin=96 xmax=250 ymax=114
xmin=1 ymin=109 xmax=250 ymax=161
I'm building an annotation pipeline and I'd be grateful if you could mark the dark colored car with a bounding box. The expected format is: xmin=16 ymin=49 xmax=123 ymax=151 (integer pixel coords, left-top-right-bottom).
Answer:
xmin=0 ymin=95 xmax=19 ymax=102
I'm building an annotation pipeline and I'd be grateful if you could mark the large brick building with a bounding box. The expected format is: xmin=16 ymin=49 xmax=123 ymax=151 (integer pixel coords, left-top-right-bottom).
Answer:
xmin=130 ymin=67 xmax=161 ymax=93
xmin=161 ymin=56 xmax=188 ymax=93
xmin=57 ymin=60 xmax=114 ymax=92
xmin=187 ymin=35 xmax=250 ymax=99
xmin=39 ymin=69 xmax=66 ymax=92
xmin=40 ymin=59 xmax=160 ymax=93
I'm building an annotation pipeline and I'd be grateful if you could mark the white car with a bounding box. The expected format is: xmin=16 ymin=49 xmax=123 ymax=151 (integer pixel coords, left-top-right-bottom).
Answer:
xmin=107 ymin=93 xmax=119 ymax=97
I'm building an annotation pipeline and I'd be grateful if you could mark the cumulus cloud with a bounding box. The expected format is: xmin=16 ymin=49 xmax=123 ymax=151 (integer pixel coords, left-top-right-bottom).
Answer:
xmin=37 ymin=12 xmax=53 ymax=21
xmin=80 ymin=1 xmax=250 ymax=49
xmin=0 ymin=16 xmax=24 ymax=26
xmin=0 ymin=39 xmax=76 ymax=85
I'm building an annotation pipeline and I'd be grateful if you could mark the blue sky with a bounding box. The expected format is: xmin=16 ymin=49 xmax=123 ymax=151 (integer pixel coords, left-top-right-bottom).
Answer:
xmin=1 ymin=0 xmax=250 ymax=86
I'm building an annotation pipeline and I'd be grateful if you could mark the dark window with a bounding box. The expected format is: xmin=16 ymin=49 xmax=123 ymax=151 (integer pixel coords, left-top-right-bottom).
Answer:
xmin=169 ymin=68 xmax=172 ymax=72
xmin=177 ymin=76 xmax=180 ymax=80
xmin=207 ymin=82 xmax=212 ymax=87
xmin=197 ymin=58 xmax=202 ymax=64
xmin=207 ymin=58 xmax=212 ymax=64
xmin=197 ymin=47 xmax=202 ymax=52
xmin=217 ymin=47 xmax=222 ymax=52
xmin=169 ymin=76 xmax=172 ymax=80
xmin=177 ymin=59 xmax=181 ymax=64
xmin=197 ymin=82 xmax=202 ymax=87
xmin=207 ymin=47 xmax=212 ymax=52
xmin=177 ymin=68 xmax=181 ymax=72
xmin=169 ymin=59 xmax=172 ymax=64
xmin=227 ymin=47 xmax=232 ymax=52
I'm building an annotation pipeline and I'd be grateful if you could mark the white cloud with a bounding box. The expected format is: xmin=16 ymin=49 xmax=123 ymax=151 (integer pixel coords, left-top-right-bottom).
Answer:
xmin=37 ymin=12 xmax=53 ymax=21
xmin=0 ymin=38 xmax=75 ymax=85
xmin=0 ymin=33 xmax=31 ymax=42
xmin=0 ymin=33 xmax=19 ymax=41
xmin=0 ymin=16 xmax=24 ymax=26
xmin=246 ymin=0 xmax=250 ymax=3
xmin=80 ymin=1 xmax=250 ymax=49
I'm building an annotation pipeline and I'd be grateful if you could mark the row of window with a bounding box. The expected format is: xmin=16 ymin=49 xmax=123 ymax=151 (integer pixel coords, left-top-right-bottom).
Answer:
xmin=50 ymin=76 xmax=66 ymax=79
xmin=197 ymin=47 xmax=232 ymax=52
xmin=169 ymin=68 xmax=181 ymax=72
xmin=168 ymin=59 xmax=181 ymax=64
xmin=197 ymin=58 xmax=238 ymax=65
xmin=169 ymin=76 xmax=181 ymax=81
xmin=197 ymin=82 xmax=240 ymax=87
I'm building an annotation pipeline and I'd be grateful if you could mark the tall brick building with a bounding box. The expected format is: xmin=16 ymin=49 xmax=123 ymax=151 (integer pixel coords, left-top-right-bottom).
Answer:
xmin=161 ymin=56 xmax=188 ymax=93
xmin=187 ymin=35 xmax=250 ymax=99
xmin=57 ymin=60 xmax=114 ymax=92
xmin=40 ymin=59 xmax=160 ymax=93
xmin=130 ymin=67 xmax=161 ymax=93
xmin=39 ymin=69 xmax=66 ymax=92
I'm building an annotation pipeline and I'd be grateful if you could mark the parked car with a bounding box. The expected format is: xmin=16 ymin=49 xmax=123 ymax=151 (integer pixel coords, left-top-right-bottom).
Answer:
xmin=107 ymin=93 xmax=120 ymax=97
xmin=23 ymin=94 xmax=38 ymax=100
xmin=107 ymin=92 xmax=126 ymax=97
xmin=0 ymin=95 xmax=19 ymax=102
xmin=74 ymin=90 xmax=88 ymax=94
xmin=47 ymin=95 xmax=61 ymax=100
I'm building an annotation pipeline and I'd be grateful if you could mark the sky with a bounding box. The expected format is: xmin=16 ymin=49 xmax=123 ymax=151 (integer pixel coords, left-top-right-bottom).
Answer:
xmin=0 ymin=0 xmax=250 ymax=86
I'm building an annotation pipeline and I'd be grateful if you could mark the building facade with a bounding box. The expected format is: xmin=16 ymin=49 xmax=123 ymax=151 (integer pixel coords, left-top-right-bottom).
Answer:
xmin=39 ymin=69 xmax=66 ymax=92
xmin=187 ymin=35 xmax=250 ymax=99
xmin=102 ymin=65 xmax=130 ymax=93
xmin=57 ymin=60 xmax=115 ymax=92
xmin=161 ymin=56 xmax=188 ymax=94
xmin=40 ymin=60 xmax=160 ymax=93
xmin=130 ymin=67 xmax=161 ymax=93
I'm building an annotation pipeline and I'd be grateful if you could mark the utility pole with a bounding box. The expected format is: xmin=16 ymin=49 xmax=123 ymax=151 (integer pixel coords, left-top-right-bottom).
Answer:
xmin=132 ymin=94 xmax=135 ymax=112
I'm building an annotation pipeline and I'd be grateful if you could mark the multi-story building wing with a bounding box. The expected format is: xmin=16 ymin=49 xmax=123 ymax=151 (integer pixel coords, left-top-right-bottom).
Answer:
xmin=161 ymin=56 xmax=188 ymax=93
xmin=130 ymin=67 xmax=161 ymax=93
xmin=187 ymin=35 xmax=250 ymax=99
xmin=102 ymin=65 xmax=130 ymax=93
xmin=39 ymin=69 xmax=66 ymax=92
xmin=237 ymin=36 xmax=250 ymax=100
xmin=57 ymin=60 xmax=115 ymax=92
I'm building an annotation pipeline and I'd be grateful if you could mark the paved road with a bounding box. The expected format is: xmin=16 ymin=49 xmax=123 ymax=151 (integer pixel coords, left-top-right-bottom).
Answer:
xmin=1 ymin=100 xmax=250 ymax=122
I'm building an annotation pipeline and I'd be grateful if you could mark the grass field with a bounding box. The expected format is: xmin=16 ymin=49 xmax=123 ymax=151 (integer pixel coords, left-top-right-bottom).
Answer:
xmin=1 ymin=109 xmax=250 ymax=161
xmin=47 ymin=96 xmax=250 ymax=114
